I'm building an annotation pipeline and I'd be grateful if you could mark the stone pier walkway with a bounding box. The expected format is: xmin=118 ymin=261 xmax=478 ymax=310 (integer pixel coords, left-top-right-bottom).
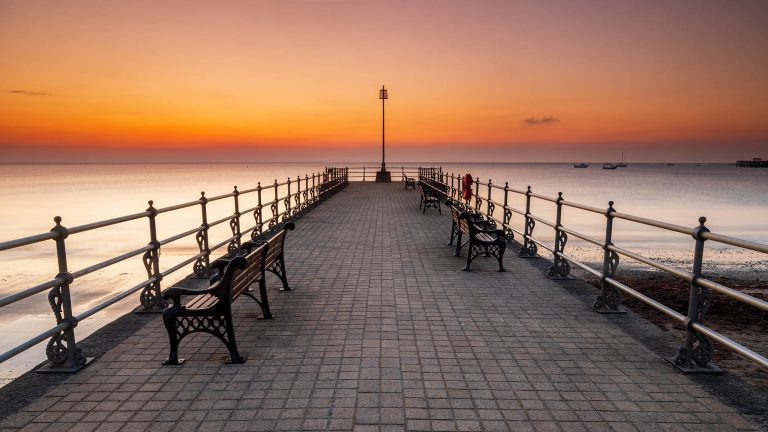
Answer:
xmin=0 ymin=183 xmax=757 ymax=431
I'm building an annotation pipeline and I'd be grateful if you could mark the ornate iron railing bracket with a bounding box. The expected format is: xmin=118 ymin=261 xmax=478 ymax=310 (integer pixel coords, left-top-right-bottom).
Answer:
xmin=594 ymin=201 xmax=626 ymax=314
xmin=671 ymin=217 xmax=723 ymax=374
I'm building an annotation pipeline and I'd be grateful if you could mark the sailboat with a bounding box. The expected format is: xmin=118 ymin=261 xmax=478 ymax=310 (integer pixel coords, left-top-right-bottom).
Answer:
xmin=617 ymin=152 xmax=628 ymax=168
xmin=602 ymin=163 xmax=618 ymax=170
xmin=573 ymin=162 xmax=589 ymax=168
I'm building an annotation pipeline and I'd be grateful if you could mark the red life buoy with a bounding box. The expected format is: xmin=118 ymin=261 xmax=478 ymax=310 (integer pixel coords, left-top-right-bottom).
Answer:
xmin=462 ymin=174 xmax=474 ymax=201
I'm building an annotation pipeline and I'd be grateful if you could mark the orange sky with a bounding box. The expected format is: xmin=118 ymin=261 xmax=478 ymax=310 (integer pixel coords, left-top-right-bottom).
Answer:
xmin=1 ymin=0 xmax=767 ymax=162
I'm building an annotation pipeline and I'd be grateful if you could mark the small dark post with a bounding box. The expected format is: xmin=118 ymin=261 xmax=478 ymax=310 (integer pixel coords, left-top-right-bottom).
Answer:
xmin=252 ymin=182 xmax=263 ymax=241
xmin=311 ymin=173 xmax=316 ymax=204
xmin=594 ymin=201 xmax=624 ymax=313
xmin=519 ymin=186 xmax=537 ymax=257
xmin=673 ymin=217 xmax=720 ymax=373
xmin=193 ymin=192 xmax=211 ymax=277
xmin=502 ymin=182 xmax=512 ymax=237
xmin=547 ymin=192 xmax=570 ymax=279
xmin=39 ymin=216 xmax=90 ymax=373
xmin=294 ymin=175 xmax=301 ymax=214
xmin=376 ymin=85 xmax=391 ymax=182
xmin=139 ymin=201 xmax=164 ymax=311
xmin=486 ymin=179 xmax=494 ymax=219
xmin=228 ymin=186 xmax=241 ymax=255
xmin=462 ymin=173 xmax=468 ymax=208
xmin=284 ymin=177 xmax=291 ymax=222
xmin=269 ymin=179 xmax=278 ymax=229
xmin=474 ymin=177 xmax=481 ymax=213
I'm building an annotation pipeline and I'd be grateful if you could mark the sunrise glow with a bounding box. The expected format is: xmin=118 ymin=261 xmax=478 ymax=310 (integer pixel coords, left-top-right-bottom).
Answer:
xmin=1 ymin=0 xmax=767 ymax=162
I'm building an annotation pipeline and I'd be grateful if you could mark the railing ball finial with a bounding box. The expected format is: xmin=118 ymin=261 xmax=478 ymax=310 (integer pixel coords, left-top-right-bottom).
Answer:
xmin=692 ymin=216 xmax=710 ymax=240
xmin=148 ymin=200 xmax=154 ymax=207
xmin=51 ymin=216 xmax=69 ymax=239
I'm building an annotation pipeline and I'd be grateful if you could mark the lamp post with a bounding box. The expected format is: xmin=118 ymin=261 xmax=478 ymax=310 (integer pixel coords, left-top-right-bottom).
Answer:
xmin=375 ymin=85 xmax=391 ymax=182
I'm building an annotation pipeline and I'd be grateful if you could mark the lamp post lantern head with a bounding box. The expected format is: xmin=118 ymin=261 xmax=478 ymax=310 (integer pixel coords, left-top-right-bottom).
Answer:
xmin=379 ymin=86 xmax=388 ymax=100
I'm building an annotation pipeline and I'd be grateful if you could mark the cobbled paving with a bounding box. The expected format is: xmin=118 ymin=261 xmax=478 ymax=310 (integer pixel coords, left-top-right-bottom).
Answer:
xmin=0 ymin=182 xmax=757 ymax=431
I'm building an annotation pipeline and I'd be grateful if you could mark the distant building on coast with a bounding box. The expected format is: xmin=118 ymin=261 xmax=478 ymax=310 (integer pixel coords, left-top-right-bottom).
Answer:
xmin=736 ymin=158 xmax=768 ymax=168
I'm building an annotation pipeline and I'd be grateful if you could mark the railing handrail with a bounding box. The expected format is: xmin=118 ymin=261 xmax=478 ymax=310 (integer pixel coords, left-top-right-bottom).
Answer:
xmin=438 ymin=172 xmax=767 ymax=253
xmin=0 ymin=168 xmax=349 ymax=370
xmin=420 ymin=167 xmax=768 ymax=373
xmin=343 ymin=165 xmax=425 ymax=182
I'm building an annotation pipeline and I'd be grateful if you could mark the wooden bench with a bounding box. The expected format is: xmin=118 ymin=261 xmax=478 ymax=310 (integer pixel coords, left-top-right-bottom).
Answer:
xmin=418 ymin=184 xmax=441 ymax=214
xmin=403 ymin=175 xmax=416 ymax=190
xmin=446 ymin=202 xmax=493 ymax=248
xmin=454 ymin=212 xmax=507 ymax=272
xmin=160 ymin=222 xmax=295 ymax=365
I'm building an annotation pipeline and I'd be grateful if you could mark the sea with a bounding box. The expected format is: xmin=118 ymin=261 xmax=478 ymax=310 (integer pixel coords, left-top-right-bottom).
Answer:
xmin=1 ymin=162 xmax=766 ymax=384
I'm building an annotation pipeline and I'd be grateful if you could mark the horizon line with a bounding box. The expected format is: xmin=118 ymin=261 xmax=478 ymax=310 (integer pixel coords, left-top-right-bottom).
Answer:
xmin=0 ymin=161 xmax=744 ymax=165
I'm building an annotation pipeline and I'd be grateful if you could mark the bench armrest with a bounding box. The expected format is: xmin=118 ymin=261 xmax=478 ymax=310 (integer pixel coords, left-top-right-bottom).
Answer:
xmin=485 ymin=228 xmax=506 ymax=239
xmin=162 ymin=284 xmax=223 ymax=305
xmin=209 ymin=257 xmax=233 ymax=284
xmin=242 ymin=240 xmax=266 ymax=250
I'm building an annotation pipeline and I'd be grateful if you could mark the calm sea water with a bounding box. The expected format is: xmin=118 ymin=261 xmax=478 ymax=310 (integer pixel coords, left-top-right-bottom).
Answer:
xmin=0 ymin=162 xmax=766 ymax=383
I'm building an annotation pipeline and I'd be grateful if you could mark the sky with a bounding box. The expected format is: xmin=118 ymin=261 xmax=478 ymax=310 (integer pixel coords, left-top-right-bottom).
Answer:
xmin=1 ymin=0 xmax=767 ymax=163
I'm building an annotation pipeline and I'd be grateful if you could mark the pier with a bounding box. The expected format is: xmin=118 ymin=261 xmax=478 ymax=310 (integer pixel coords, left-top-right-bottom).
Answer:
xmin=1 ymin=180 xmax=761 ymax=431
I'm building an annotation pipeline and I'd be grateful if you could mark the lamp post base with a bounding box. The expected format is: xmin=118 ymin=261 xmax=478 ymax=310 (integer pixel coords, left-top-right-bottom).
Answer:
xmin=375 ymin=170 xmax=391 ymax=183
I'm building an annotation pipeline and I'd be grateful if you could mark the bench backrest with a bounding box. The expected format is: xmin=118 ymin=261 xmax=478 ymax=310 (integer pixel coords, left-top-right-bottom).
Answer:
xmin=451 ymin=206 xmax=461 ymax=223
xmin=230 ymin=243 xmax=267 ymax=301
xmin=460 ymin=211 xmax=488 ymax=236
xmin=264 ymin=221 xmax=296 ymax=268
xmin=459 ymin=215 xmax=471 ymax=235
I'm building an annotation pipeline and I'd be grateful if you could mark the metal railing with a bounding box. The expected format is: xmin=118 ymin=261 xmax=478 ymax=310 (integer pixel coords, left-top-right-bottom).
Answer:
xmin=418 ymin=167 xmax=768 ymax=373
xmin=345 ymin=166 xmax=423 ymax=182
xmin=0 ymin=168 xmax=348 ymax=372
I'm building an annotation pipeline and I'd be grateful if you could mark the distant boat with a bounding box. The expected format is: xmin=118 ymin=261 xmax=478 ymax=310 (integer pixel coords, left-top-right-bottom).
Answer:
xmin=617 ymin=152 xmax=628 ymax=167
xmin=573 ymin=163 xmax=589 ymax=168
xmin=666 ymin=163 xmax=675 ymax=166
xmin=736 ymin=158 xmax=768 ymax=168
xmin=602 ymin=163 xmax=618 ymax=170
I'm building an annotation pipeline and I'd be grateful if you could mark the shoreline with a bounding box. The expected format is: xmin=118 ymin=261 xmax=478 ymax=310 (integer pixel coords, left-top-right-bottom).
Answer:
xmin=0 ymin=275 xmax=207 ymax=421
xmin=0 ymin=309 xmax=159 ymax=421
xmin=572 ymin=267 xmax=768 ymax=392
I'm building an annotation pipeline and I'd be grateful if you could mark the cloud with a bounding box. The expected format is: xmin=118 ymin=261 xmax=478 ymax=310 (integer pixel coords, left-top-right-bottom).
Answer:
xmin=524 ymin=116 xmax=559 ymax=125
xmin=8 ymin=90 xmax=53 ymax=96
